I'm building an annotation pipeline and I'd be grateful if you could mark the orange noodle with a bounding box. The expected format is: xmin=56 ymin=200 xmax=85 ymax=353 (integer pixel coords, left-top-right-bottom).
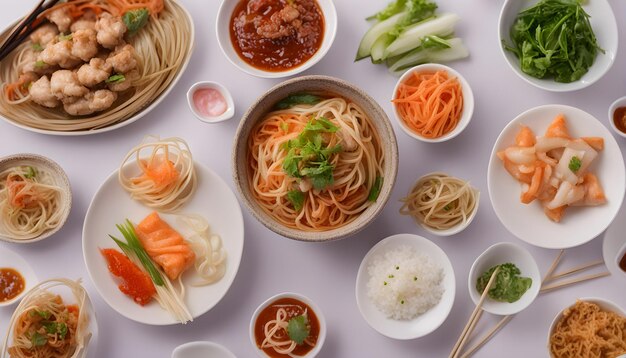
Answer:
xmin=393 ymin=70 xmax=463 ymax=139
xmin=248 ymin=97 xmax=385 ymax=231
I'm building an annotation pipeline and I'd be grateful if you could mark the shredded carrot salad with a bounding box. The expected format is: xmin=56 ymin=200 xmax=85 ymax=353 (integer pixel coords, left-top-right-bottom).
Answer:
xmin=4 ymin=76 xmax=30 ymax=101
xmin=392 ymin=70 xmax=464 ymax=139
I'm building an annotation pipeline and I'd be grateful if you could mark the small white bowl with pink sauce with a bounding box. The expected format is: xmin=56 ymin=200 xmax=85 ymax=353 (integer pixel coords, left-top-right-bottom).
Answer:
xmin=187 ymin=81 xmax=235 ymax=123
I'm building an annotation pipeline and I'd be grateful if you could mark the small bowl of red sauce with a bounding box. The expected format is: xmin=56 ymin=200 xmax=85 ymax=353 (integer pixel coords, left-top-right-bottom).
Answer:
xmin=609 ymin=96 xmax=626 ymax=139
xmin=0 ymin=247 xmax=37 ymax=307
xmin=187 ymin=82 xmax=235 ymax=123
xmin=250 ymin=292 xmax=326 ymax=358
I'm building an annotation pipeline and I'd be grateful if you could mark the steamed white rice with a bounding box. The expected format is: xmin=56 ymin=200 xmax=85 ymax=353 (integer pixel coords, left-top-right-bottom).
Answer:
xmin=367 ymin=245 xmax=444 ymax=320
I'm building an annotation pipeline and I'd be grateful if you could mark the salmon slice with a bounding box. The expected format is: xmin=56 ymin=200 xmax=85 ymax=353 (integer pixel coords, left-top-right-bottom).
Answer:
xmin=516 ymin=125 xmax=536 ymax=147
xmin=132 ymin=158 xmax=179 ymax=188
xmin=581 ymin=137 xmax=604 ymax=151
xmin=545 ymin=114 xmax=571 ymax=139
xmin=573 ymin=173 xmax=607 ymax=206
xmin=135 ymin=212 xmax=195 ymax=280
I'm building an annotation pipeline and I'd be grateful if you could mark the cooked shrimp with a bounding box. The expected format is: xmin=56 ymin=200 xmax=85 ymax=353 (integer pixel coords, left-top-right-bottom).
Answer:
xmin=70 ymin=12 xmax=97 ymax=32
xmin=572 ymin=173 xmax=607 ymax=207
xmin=521 ymin=166 xmax=543 ymax=204
xmin=40 ymin=39 xmax=80 ymax=69
xmin=50 ymin=70 xmax=88 ymax=99
xmin=106 ymin=44 xmax=138 ymax=74
xmin=71 ymin=29 xmax=98 ymax=62
xmin=29 ymin=24 xmax=59 ymax=46
xmin=29 ymin=76 xmax=60 ymax=108
xmin=107 ymin=69 xmax=139 ymax=92
xmin=544 ymin=206 xmax=566 ymax=223
xmin=95 ymin=13 xmax=127 ymax=49
xmin=77 ymin=58 xmax=112 ymax=87
xmin=515 ymin=125 xmax=536 ymax=147
xmin=47 ymin=7 xmax=72 ymax=33
xmin=63 ymin=89 xmax=117 ymax=116
xmin=545 ymin=114 xmax=571 ymax=139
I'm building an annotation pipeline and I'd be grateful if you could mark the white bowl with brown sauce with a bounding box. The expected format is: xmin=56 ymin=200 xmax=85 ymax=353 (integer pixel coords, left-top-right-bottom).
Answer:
xmin=216 ymin=0 xmax=337 ymax=78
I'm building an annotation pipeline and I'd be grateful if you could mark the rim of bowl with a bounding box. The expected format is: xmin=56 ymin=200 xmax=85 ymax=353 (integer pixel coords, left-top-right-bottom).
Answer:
xmin=468 ymin=242 xmax=541 ymax=315
xmin=0 ymin=153 xmax=72 ymax=243
xmin=608 ymin=96 xmax=626 ymax=138
xmin=232 ymin=75 xmax=399 ymax=242
xmin=546 ymin=297 xmax=626 ymax=357
xmin=0 ymin=0 xmax=195 ymax=136
xmin=172 ymin=341 xmax=236 ymax=358
xmin=215 ymin=0 xmax=338 ymax=79
xmin=0 ymin=247 xmax=38 ymax=307
xmin=249 ymin=292 xmax=326 ymax=358
xmin=392 ymin=63 xmax=474 ymax=143
xmin=412 ymin=172 xmax=480 ymax=236
xmin=497 ymin=0 xmax=618 ymax=93
xmin=186 ymin=81 xmax=235 ymax=123
xmin=617 ymin=242 xmax=626 ymax=276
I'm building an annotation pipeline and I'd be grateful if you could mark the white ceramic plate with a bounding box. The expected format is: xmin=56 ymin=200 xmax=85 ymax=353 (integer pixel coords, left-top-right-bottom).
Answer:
xmin=602 ymin=203 xmax=626 ymax=281
xmin=0 ymin=1 xmax=195 ymax=136
xmin=82 ymin=161 xmax=244 ymax=325
xmin=0 ymin=247 xmax=38 ymax=307
xmin=498 ymin=0 xmax=618 ymax=92
xmin=546 ymin=297 xmax=626 ymax=358
xmin=468 ymin=242 xmax=540 ymax=316
xmin=216 ymin=0 xmax=337 ymax=78
xmin=355 ymin=234 xmax=455 ymax=340
xmin=488 ymin=105 xmax=625 ymax=249
xmin=172 ymin=341 xmax=236 ymax=358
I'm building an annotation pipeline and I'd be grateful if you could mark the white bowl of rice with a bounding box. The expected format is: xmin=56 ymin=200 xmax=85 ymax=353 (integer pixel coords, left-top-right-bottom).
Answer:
xmin=355 ymin=234 xmax=456 ymax=340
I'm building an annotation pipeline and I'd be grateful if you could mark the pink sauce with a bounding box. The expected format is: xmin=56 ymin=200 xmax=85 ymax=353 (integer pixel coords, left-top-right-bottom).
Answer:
xmin=193 ymin=88 xmax=227 ymax=118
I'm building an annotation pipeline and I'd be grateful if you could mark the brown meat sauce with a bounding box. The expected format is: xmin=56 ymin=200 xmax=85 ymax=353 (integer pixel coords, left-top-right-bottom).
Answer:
xmin=230 ymin=0 xmax=324 ymax=71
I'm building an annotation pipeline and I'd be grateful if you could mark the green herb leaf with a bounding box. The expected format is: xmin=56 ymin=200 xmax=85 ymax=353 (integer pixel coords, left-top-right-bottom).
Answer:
xmin=42 ymin=321 xmax=58 ymax=334
xmin=389 ymin=0 xmax=438 ymax=37
xmin=421 ymin=35 xmax=452 ymax=49
xmin=123 ymin=8 xmax=150 ymax=36
xmin=32 ymin=43 xmax=43 ymax=51
xmin=280 ymin=122 xmax=289 ymax=131
xmin=110 ymin=220 xmax=164 ymax=286
xmin=34 ymin=60 xmax=46 ymax=69
xmin=275 ymin=94 xmax=323 ymax=110
xmin=24 ymin=166 xmax=37 ymax=179
xmin=287 ymin=315 xmax=310 ymax=345
xmin=106 ymin=74 xmax=126 ymax=84
xmin=476 ymin=263 xmax=532 ymax=303
xmin=58 ymin=322 xmax=68 ymax=340
xmin=58 ymin=33 xmax=72 ymax=41
xmin=367 ymin=0 xmax=407 ymax=21
xmin=569 ymin=156 xmax=582 ymax=173
xmin=31 ymin=310 xmax=51 ymax=319
xmin=443 ymin=204 xmax=452 ymax=211
xmin=368 ymin=176 xmax=383 ymax=202
xmin=30 ymin=332 xmax=47 ymax=347
xmin=286 ymin=190 xmax=305 ymax=211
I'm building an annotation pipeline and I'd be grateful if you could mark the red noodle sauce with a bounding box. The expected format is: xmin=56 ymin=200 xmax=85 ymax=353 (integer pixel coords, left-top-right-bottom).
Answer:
xmin=0 ymin=268 xmax=25 ymax=302
xmin=613 ymin=106 xmax=626 ymax=134
xmin=254 ymin=297 xmax=320 ymax=357
xmin=230 ymin=0 xmax=325 ymax=72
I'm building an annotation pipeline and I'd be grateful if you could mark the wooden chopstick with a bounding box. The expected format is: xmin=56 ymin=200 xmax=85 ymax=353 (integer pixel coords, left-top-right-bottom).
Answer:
xmin=540 ymin=271 xmax=610 ymax=293
xmin=459 ymin=315 xmax=513 ymax=358
xmin=0 ymin=0 xmax=45 ymax=54
xmin=544 ymin=259 xmax=604 ymax=282
xmin=449 ymin=266 xmax=501 ymax=358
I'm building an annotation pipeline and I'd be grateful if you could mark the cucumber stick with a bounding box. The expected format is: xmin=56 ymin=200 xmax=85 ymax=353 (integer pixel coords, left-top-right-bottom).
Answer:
xmin=370 ymin=34 xmax=395 ymax=63
xmin=388 ymin=38 xmax=469 ymax=75
xmin=355 ymin=12 xmax=405 ymax=60
xmin=383 ymin=13 xmax=460 ymax=59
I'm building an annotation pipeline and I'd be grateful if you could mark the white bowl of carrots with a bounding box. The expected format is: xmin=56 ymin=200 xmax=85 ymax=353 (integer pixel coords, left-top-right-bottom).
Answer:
xmin=391 ymin=64 xmax=474 ymax=143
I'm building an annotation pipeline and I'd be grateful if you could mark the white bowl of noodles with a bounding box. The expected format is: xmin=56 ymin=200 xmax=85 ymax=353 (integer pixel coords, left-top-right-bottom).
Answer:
xmin=0 ymin=0 xmax=194 ymax=135
xmin=232 ymin=75 xmax=398 ymax=242
xmin=547 ymin=298 xmax=626 ymax=357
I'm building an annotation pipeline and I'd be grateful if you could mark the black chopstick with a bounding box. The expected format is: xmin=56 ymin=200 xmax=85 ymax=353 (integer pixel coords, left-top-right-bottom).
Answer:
xmin=0 ymin=0 xmax=62 ymax=62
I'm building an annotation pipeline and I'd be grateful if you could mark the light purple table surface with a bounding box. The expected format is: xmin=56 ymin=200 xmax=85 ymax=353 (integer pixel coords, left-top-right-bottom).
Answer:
xmin=1 ymin=0 xmax=625 ymax=357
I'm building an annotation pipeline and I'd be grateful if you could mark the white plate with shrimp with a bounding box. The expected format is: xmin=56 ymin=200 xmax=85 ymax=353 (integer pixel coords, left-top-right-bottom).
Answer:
xmin=82 ymin=160 xmax=244 ymax=325
xmin=488 ymin=105 xmax=625 ymax=249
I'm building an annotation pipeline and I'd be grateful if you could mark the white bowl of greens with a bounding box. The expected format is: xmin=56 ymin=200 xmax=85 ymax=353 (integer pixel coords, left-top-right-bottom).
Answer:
xmin=498 ymin=0 xmax=618 ymax=92
xmin=468 ymin=242 xmax=541 ymax=316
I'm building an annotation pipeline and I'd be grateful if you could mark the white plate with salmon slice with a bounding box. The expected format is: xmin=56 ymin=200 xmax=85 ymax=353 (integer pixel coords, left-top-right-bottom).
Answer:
xmin=82 ymin=161 xmax=244 ymax=325
xmin=488 ymin=104 xmax=625 ymax=249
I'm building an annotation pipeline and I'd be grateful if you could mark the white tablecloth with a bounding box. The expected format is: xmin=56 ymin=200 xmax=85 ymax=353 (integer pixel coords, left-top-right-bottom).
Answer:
xmin=1 ymin=0 xmax=625 ymax=357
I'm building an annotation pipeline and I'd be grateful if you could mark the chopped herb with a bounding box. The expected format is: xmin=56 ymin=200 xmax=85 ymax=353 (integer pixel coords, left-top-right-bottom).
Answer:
xmin=476 ymin=263 xmax=532 ymax=303
xmin=30 ymin=332 xmax=47 ymax=347
xmin=368 ymin=176 xmax=383 ymax=202
xmin=59 ymin=33 xmax=72 ymax=41
xmin=286 ymin=190 xmax=305 ymax=211
xmin=275 ymin=93 xmax=323 ymax=110
xmin=569 ymin=156 xmax=582 ymax=173
xmin=58 ymin=323 xmax=68 ymax=340
xmin=106 ymin=74 xmax=126 ymax=84
xmin=123 ymin=8 xmax=150 ymax=36
xmin=395 ymin=265 xmax=399 ymax=270
xmin=34 ymin=60 xmax=46 ymax=69
xmin=388 ymin=274 xmax=394 ymax=278
xmin=443 ymin=204 xmax=452 ymax=211
xmin=400 ymin=300 xmax=405 ymax=304
xmin=282 ymin=117 xmax=343 ymax=190
xmin=31 ymin=43 xmax=43 ymax=51
xmin=42 ymin=321 xmax=58 ymax=334
xmin=30 ymin=310 xmax=51 ymax=319
xmin=413 ymin=276 xmax=417 ymax=281
xmin=24 ymin=166 xmax=37 ymax=179
xmin=287 ymin=315 xmax=310 ymax=345
xmin=383 ymin=281 xmax=388 ymax=285
xmin=279 ymin=122 xmax=289 ymax=131
xmin=110 ymin=220 xmax=164 ymax=286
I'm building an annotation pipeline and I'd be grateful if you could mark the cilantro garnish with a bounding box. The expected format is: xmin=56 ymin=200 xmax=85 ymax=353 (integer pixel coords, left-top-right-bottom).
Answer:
xmin=286 ymin=190 xmax=305 ymax=211
xmin=368 ymin=176 xmax=383 ymax=202
xmin=287 ymin=315 xmax=310 ymax=345
xmin=282 ymin=117 xmax=343 ymax=190
xmin=30 ymin=332 xmax=47 ymax=347
xmin=568 ymin=156 xmax=582 ymax=173
xmin=24 ymin=166 xmax=37 ymax=179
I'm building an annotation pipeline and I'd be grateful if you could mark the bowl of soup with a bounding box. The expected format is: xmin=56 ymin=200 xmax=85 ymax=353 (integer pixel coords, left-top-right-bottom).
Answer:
xmin=216 ymin=0 xmax=337 ymax=78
